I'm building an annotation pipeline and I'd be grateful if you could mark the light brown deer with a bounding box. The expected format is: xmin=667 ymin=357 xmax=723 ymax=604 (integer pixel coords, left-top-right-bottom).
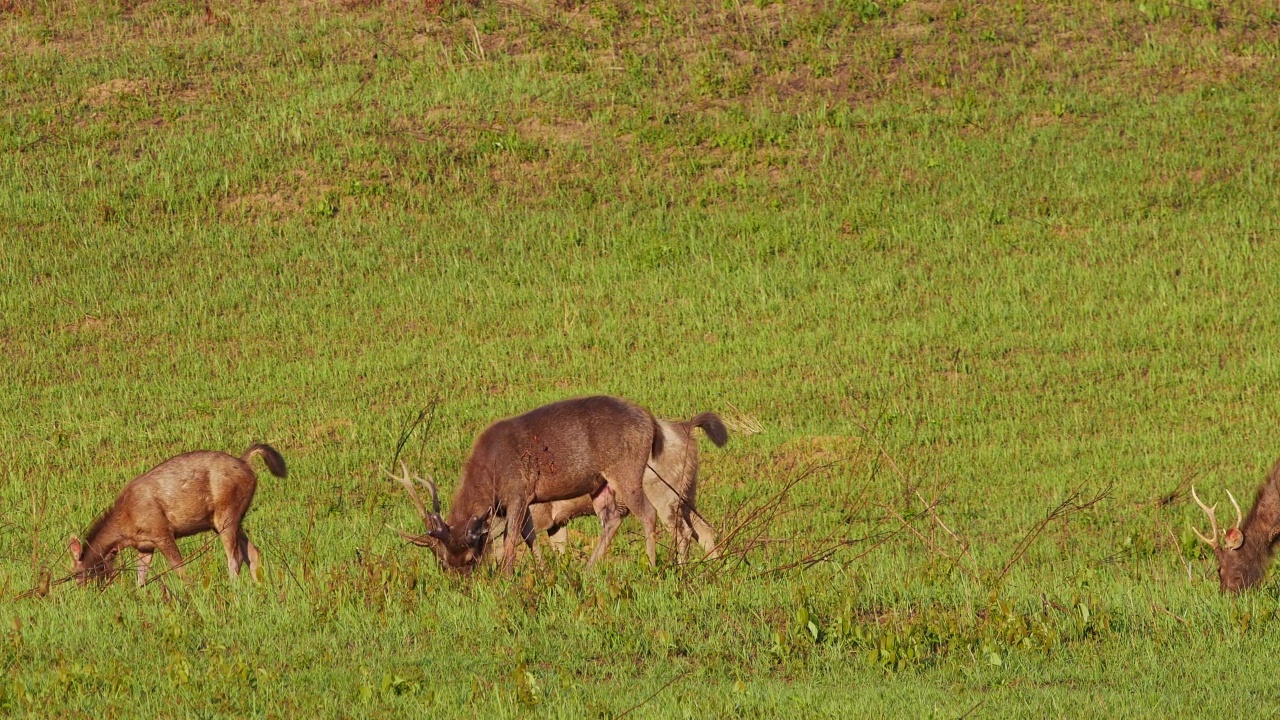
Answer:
xmin=388 ymin=396 xmax=663 ymax=574
xmin=1191 ymin=457 xmax=1280 ymax=593
xmin=496 ymin=412 xmax=728 ymax=564
xmin=68 ymin=444 xmax=286 ymax=586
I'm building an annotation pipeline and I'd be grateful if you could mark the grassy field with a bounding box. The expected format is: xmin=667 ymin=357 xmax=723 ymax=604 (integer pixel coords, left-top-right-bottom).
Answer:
xmin=2 ymin=0 xmax=1280 ymax=716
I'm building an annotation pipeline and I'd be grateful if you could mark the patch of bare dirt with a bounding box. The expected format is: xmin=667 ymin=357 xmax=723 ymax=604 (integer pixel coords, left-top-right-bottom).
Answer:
xmin=221 ymin=191 xmax=295 ymax=218
xmin=1027 ymin=111 xmax=1062 ymax=127
xmin=517 ymin=117 xmax=595 ymax=147
xmin=83 ymin=79 xmax=149 ymax=108
xmin=63 ymin=315 xmax=105 ymax=333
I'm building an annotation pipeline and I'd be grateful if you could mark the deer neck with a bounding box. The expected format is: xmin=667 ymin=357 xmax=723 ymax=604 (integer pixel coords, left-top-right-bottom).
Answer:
xmin=1237 ymin=522 xmax=1274 ymax=566
xmin=445 ymin=488 xmax=492 ymax=529
xmin=446 ymin=459 xmax=497 ymax=528
xmin=1244 ymin=474 xmax=1280 ymax=547
xmin=1231 ymin=474 xmax=1280 ymax=577
xmin=82 ymin=510 xmax=128 ymax=560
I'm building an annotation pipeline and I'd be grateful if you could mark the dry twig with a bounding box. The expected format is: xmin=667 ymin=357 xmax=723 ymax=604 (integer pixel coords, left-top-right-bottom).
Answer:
xmin=993 ymin=483 xmax=1112 ymax=586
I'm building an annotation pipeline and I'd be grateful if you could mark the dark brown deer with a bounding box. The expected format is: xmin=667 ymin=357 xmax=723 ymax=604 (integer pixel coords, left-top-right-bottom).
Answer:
xmin=388 ymin=396 xmax=663 ymax=574
xmin=496 ymin=412 xmax=728 ymax=564
xmin=68 ymin=444 xmax=286 ymax=586
xmin=1190 ymin=457 xmax=1280 ymax=592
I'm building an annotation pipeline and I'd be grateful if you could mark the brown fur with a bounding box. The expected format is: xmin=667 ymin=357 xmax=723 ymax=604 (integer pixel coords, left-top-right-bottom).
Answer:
xmin=395 ymin=396 xmax=664 ymax=574
xmin=495 ymin=412 xmax=729 ymax=564
xmin=1211 ymin=457 xmax=1280 ymax=592
xmin=68 ymin=444 xmax=286 ymax=586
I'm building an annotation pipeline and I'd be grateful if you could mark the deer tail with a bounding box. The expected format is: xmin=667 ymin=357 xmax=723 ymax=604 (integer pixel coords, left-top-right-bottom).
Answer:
xmin=689 ymin=412 xmax=729 ymax=447
xmin=242 ymin=443 xmax=288 ymax=478
xmin=650 ymin=415 xmax=665 ymax=459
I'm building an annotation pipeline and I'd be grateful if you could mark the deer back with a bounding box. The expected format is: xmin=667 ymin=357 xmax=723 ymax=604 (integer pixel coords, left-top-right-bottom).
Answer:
xmin=457 ymin=395 xmax=659 ymax=517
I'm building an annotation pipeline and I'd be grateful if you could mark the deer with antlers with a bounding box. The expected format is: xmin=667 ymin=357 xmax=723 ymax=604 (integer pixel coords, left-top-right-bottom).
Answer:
xmin=68 ymin=444 xmax=286 ymax=586
xmin=492 ymin=412 xmax=728 ymax=565
xmin=1190 ymin=457 xmax=1280 ymax=592
xmin=387 ymin=396 xmax=665 ymax=574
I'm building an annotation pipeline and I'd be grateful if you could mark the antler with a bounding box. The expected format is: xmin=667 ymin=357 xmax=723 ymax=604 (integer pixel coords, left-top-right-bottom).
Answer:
xmin=1189 ymin=486 xmax=1220 ymax=548
xmin=1190 ymin=486 xmax=1246 ymax=550
xmin=386 ymin=461 xmax=448 ymax=545
xmin=1224 ymin=489 xmax=1244 ymax=550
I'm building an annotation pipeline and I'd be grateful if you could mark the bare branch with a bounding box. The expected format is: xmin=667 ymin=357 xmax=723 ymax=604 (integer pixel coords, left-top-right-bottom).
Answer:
xmin=611 ymin=670 xmax=691 ymax=720
xmin=994 ymin=483 xmax=1111 ymax=586
xmin=877 ymin=501 xmax=981 ymax=583
xmin=854 ymin=418 xmax=981 ymax=580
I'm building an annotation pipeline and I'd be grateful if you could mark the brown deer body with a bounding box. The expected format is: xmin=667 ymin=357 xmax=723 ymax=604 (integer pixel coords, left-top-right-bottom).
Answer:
xmin=68 ymin=444 xmax=286 ymax=586
xmin=1191 ymin=457 xmax=1280 ymax=592
xmin=389 ymin=396 xmax=663 ymax=574
xmin=499 ymin=412 xmax=728 ymax=564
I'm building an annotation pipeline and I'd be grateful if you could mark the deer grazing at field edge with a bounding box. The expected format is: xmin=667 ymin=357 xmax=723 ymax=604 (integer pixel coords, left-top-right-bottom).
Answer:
xmin=1190 ymin=457 xmax=1280 ymax=593
xmin=495 ymin=412 xmax=728 ymax=564
xmin=68 ymin=444 xmax=286 ymax=586
xmin=388 ymin=395 xmax=663 ymax=574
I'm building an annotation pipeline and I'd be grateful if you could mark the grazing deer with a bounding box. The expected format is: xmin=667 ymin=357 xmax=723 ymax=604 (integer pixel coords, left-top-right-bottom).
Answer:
xmin=1190 ymin=457 xmax=1280 ymax=592
xmin=496 ymin=412 xmax=728 ymax=564
xmin=68 ymin=444 xmax=286 ymax=586
xmin=388 ymin=396 xmax=663 ymax=574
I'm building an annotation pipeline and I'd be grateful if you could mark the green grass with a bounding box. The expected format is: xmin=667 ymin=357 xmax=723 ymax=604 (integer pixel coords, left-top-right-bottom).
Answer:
xmin=2 ymin=0 xmax=1280 ymax=716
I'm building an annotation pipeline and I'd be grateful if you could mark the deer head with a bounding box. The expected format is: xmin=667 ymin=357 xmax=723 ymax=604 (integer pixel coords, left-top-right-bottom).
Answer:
xmin=386 ymin=462 xmax=490 ymax=573
xmin=67 ymin=535 xmax=118 ymax=586
xmin=1190 ymin=485 xmax=1257 ymax=592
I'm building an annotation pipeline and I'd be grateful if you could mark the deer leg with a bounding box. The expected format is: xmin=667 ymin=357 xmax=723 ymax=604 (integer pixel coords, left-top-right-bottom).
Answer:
xmin=219 ymin=523 xmax=246 ymax=580
xmin=486 ymin=515 xmax=507 ymax=565
xmin=645 ymin=465 xmax=690 ymax=565
xmin=586 ymin=485 xmax=622 ymax=569
xmin=612 ymin=471 xmax=660 ymax=567
xmin=638 ymin=500 xmax=660 ymax=567
xmin=519 ymin=507 xmax=543 ymax=567
xmin=502 ymin=500 xmax=532 ymax=575
xmin=156 ymin=535 xmax=188 ymax=583
xmin=240 ymin=532 xmax=262 ymax=582
xmin=673 ymin=510 xmax=694 ymax=565
xmin=690 ymin=512 xmax=719 ymax=560
xmin=666 ymin=485 xmax=700 ymax=564
xmin=546 ymin=525 xmax=569 ymax=554
xmin=136 ymin=551 xmax=154 ymax=587
xmin=650 ymin=483 xmax=688 ymax=564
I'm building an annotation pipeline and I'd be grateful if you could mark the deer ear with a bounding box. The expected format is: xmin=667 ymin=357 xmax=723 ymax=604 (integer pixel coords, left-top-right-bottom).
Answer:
xmin=1225 ymin=527 xmax=1244 ymax=550
xmin=68 ymin=536 xmax=83 ymax=561
xmin=466 ymin=513 xmax=490 ymax=542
